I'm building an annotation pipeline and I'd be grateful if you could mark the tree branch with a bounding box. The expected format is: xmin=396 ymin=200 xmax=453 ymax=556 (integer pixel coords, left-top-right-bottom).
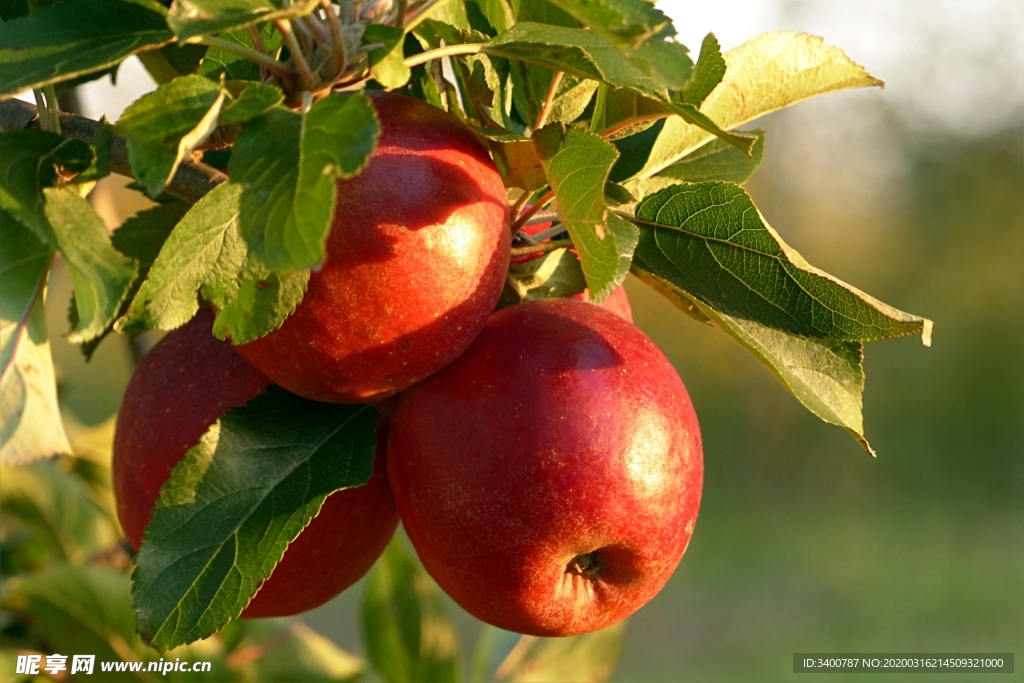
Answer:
xmin=0 ymin=99 xmax=226 ymax=204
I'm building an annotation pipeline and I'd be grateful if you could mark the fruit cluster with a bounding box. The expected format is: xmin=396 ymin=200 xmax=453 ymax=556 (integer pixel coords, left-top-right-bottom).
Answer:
xmin=113 ymin=93 xmax=703 ymax=637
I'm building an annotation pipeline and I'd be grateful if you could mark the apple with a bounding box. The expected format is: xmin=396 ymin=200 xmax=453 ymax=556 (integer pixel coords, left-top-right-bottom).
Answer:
xmin=113 ymin=309 xmax=398 ymax=618
xmin=386 ymin=298 xmax=702 ymax=636
xmin=236 ymin=91 xmax=511 ymax=403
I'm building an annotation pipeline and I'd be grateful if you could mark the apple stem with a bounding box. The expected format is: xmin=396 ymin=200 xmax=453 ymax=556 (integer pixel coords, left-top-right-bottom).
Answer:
xmin=510 ymin=239 xmax=574 ymax=257
xmin=511 ymin=189 xmax=555 ymax=232
xmin=404 ymin=42 xmax=487 ymax=69
xmin=534 ymin=70 xmax=563 ymax=131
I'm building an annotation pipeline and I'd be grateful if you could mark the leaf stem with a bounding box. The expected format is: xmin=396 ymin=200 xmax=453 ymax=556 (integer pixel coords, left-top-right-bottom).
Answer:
xmin=275 ymin=19 xmax=318 ymax=90
xmin=404 ymin=42 xmax=487 ymax=68
xmin=510 ymin=239 xmax=573 ymax=257
xmin=193 ymin=35 xmax=294 ymax=79
xmin=32 ymin=86 xmax=61 ymax=135
xmin=511 ymin=189 xmax=555 ymax=232
xmin=509 ymin=191 xmax=531 ymax=220
xmin=534 ymin=70 xmax=563 ymax=131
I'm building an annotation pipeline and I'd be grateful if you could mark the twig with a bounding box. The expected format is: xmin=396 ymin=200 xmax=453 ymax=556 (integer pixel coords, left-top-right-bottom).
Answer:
xmin=509 ymin=239 xmax=573 ymax=257
xmin=402 ymin=0 xmax=443 ymax=31
xmin=511 ymin=189 xmax=555 ymax=232
xmin=404 ymin=42 xmax=486 ymax=68
xmin=0 ymin=100 xmax=226 ymax=204
xmin=508 ymin=191 xmax=531 ymax=221
xmin=534 ymin=70 xmax=563 ymax=131
xmin=275 ymin=19 xmax=318 ymax=90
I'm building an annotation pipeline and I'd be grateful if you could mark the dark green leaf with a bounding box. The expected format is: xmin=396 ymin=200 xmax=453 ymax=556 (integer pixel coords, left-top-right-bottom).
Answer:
xmin=607 ymin=116 xmax=663 ymax=181
xmin=591 ymin=85 xmax=670 ymax=139
xmin=0 ymin=212 xmax=70 ymax=465
xmin=133 ymin=387 xmax=378 ymax=650
xmin=42 ymin=188 xmax=138 ymax=343
xmin=682 ymin=33 xmax=726 ymax=106
xmin=510 ymin=63 xmax=596 ymax=129
xmin=168 ymin=0 xmax=315 ymax=41
xmin=471 ymin=0 xmax=513 ymax=34
xmin=0 ymin=457 xmax=119 ymax=563
xmin=508 ymin=0 xmax=578 ymax=27
xmin=0 ymin=130 xmax=93 ymax=240
xmin=197 ymin=24 xmax=283 ymax=82
xmin=115 ymin=182 xmax=308 ymax=345
xmin=534 ymin=124 xmax=637 ymax=301
xmin=491 ymin=621 xmax=625 ymax=682
xmin=362 ymin=538 xmax=463 ymax=683
xmin=0 ymin=0 xmax=173 ymax=97
xmin=625 ymin=129 xmax=766 ymax=200
xmin=630 ymin=182 xmax=933 ymax=343
xmin=632 ymin=268 xmax=873 ymax=454
xmin=117 ymin=75 xmax=227 ymax=197
xmin=232 ymin=92 xmax=379 ymax=272
xmin=113 ymin=202 xmax=191 ymax=272
xmin=499 ymin=247 xmax=586 ymax=308
xmin=76 ymin=118 xmax=113 ymax=184
xmin=366 ymin=23 xmax=412 ymax=90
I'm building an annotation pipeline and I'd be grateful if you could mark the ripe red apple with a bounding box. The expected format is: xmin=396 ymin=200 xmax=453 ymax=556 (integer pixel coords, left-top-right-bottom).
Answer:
xmin=387 ymin=298 xmax=702 ymax=636
xmin=236 ymin=91 xmax=511 ymax=403
xmin=113 ymin=309 xmax=398 ymax=618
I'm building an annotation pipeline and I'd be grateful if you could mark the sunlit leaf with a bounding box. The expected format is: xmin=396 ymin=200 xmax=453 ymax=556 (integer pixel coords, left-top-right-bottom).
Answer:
xmin=499 ymin=247 xmax=587 ymax=308
xmin=168 ymin=0 xmax=317 ymax=41
xmin=630 ymin=182 xmax=932 ymax=343
xmin=638 ymin=31 xmax=884 ymax=178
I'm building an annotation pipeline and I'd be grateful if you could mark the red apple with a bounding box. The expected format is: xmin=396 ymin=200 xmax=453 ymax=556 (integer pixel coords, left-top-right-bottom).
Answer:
xmin=236 ymin=91 xmax=511 ymax=403
xmin=387 ymin=298 xmax=702 ymax=636
xmin=113 ymin=309 xmax=398 ymax=618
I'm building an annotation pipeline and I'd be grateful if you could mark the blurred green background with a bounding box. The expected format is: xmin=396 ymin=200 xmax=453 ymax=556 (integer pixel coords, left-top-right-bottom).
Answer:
xmin=15 ymin=1 xmax=1023 ymax=681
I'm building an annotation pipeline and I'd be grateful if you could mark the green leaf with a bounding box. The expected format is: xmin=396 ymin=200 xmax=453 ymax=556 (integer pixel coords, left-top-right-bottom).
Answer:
xmin=133 ymin=387 xmax=378 ymax=651
xmin=0 ymin=130 xmax=94 ymax=240
xmin=115 ymin=182 xmax=308 ymax=345
xmin=0 ymin=457 xmax=119 ymax=563
xmin=232 ymin=93 xmax=380 ymax=272
xmin=112 ymin=202 xmax=191 ymax=274
xmin=0 ymin=0 xmax=173 ymax=98
xmin=624 ymin=129 xmax=766 ymax=200
xmin=117 ymin=75 xmax=227 ymax=197
xmin=366 ymin=23 xmax=412 ymax=90
xmin=197 ymin=25 xmax=283 ymax=82
xmin=1 ymin=565 xmax=145 ymax=666
xmin=42 ymin=188 xmax=139 ymax=343
xmin=487 ymin=24 xmax=751 ymax=154
xmin=362 ymin=538 xmax=462 ymax=683
xmin=168 ymin=0 xmax=317 ymax=41
xmin=509 ymin=0 xmax=578 ymax=27
xmin=499 ymin=247 xmax=586 ymax=308
xmin=510 ymin=63 xmax=596 ymax=128
xmin=632 ymin=268 xmax=873 ymax=454
xmin=543 ymin=0 xmax=692 ymax=90
xmin=491 ymin=622 xmax=625 ymax=682
xmin=223 ymin=619 xmax=364 ymax=683
xmin=534 ymin=124 xmax=637 ymax=301
xmin=630 ymin=182 xmax=932 ymax=343
xmin=471 ymin=0 xmax=513 ymax=34
xmin=590 ymin=84 xmax=670 ymax=139
xmin=682 ymin=33 xmax=726 ymax=106
xmin=76 ymin=118 xmax=114 ymax=184
xmin=218 ymin=82 xmax=285 ymax=124
xmin=638 ymin=31 xmax=885 ymax=179
xmin=0 ymin=212 xmax=70 ymax=465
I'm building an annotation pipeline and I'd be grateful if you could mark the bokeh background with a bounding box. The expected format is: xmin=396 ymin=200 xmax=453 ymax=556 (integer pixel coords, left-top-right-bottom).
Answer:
xmin=18 ymin=0 xmax=1024 ymax=681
